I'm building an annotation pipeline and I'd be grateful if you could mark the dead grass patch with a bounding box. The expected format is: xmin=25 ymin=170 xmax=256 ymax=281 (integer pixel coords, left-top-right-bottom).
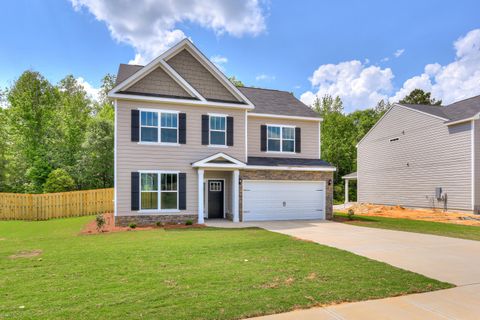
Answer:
xmin=9 ymin=249 xmax=42 ymax=259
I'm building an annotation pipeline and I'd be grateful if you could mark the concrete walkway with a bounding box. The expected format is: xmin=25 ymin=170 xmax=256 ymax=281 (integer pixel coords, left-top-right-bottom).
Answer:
xmin=207 ymin=220 xmax=480 ymax=319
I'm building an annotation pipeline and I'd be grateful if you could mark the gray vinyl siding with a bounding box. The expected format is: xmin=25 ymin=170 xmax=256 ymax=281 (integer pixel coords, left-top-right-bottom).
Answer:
xmin=358 ymin=105 xmax=472 ymax=211
xmin=116 ymin=99 xmax=246 ymax=217
xmin=474 ymin=119 xmax=480 ymax=211
xmin=247 ymin=115 xmax=320 ymax=159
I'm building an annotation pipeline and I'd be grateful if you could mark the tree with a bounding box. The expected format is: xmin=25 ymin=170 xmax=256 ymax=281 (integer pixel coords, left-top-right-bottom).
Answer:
xmin=0 ymin=107 xmax=7 ymax=191
xmin=6 ymin=70 xmax=59 ymax=193
xmin=228 ymin=76 xmax=244 ymax=87
xmin=311 ymin=95 xmax=343 ymax=116
xmin=399 ymin=89 xmax=442 ymax=105
xmin=43 ymin=168 xmax=76 ymax=193
xmin=54 ymin=75 xmax=92 ymax=174
xmin=76 ymin=117 xmax=114 ymax=189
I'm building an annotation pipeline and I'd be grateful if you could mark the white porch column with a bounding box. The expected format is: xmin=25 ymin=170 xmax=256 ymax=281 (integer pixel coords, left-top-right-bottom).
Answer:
xmin=232 ymin=169 xmax=240 ymax=222
xmin=345 ymin=179 xmax=349 ymax=204
xmin=198 ymin=169 xmax=205 ymax=224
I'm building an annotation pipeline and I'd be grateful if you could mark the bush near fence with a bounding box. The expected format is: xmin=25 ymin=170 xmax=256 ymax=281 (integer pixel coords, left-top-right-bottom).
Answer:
xmin=0 ymin=188 xmax=114 ymax=220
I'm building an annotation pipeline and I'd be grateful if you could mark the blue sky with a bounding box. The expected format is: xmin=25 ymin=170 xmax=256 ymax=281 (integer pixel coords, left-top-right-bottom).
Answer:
xmin=1 ymin=0 xmax=479 ymax=112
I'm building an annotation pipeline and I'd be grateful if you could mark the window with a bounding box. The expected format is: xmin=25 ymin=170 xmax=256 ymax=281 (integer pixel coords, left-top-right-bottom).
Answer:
xmin=267 ymin=125 xmax=295 ymax=152
xmin=209 ymin=181 xmax=222 ymax=192
xmin=209 ymin=115 xmax=226 ymax=146
xmin=140 ymin=110 xmax=178 ymax=143
xmin=140 ymin=172 xmax=178 ymax=211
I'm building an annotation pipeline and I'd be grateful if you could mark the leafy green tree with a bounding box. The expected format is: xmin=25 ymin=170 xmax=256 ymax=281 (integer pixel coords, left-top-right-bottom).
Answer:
xmin=43 ymin=168 xmax=76 ymax=193
xmin=6 ymin=70 xmax=59 ymax=193
xmin=399 ymin=89 xmax=442 ymax=105
xmin=76 ymin=117 xmax=114 ymax=189
xmin=0 ymin=107 xmax=7 ymax=191
xmin=228 ymin=76 xmax=244 ymax=87
xmin=55 ymin=75 xmax=92 ymax=173
xmin=312 ymin=95 xmax=343 ymax=115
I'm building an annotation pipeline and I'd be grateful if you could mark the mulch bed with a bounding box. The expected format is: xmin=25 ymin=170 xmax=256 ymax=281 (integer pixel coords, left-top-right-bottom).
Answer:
xmin=80 ymin=213 xmax=205 ymax=235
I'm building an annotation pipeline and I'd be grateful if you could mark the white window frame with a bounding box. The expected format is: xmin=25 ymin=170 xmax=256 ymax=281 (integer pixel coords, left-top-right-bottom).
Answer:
xmin=139 ymin=170 xmax=180 ymax=213
xmin=266 ymin=124 xmax=296 ymax=153
xmin=139 ymin=109 xmax=180 ymax=145
xmin=208 ymin=114 xmax=228 ymax=147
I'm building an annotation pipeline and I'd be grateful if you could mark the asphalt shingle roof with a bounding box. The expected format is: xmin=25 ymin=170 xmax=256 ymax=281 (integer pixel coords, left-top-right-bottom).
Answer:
xmin=115 ymin=64 xmax=319 ymax=118
xmin=398 ymin=95 xmax=480 ymax=123
xmin=247 ymin=157 xmax=333 ymax=168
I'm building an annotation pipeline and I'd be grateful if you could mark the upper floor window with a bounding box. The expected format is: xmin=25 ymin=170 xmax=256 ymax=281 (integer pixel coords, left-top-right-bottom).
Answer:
xmin=267 ymin=125 xmax=295 ymax=152
xmin=209 ymin=115 xmax=226 ymax=146
xmin=140 ymin=110 xmax=178 ymax=143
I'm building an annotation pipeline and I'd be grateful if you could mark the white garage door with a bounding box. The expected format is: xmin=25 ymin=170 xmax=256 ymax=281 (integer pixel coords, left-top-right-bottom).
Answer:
xmin=243 ymin=180 xmax=325 ymax=221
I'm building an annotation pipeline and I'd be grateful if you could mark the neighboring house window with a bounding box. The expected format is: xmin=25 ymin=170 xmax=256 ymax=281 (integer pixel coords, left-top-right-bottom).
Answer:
xmin=140 ymin=172 xmax=178 ymax=210
xmin=267 ymin=125 xmax=295 ymax=152
xmin=210 ymin=115 xmax=226 ymax=146
xmin=140 ymin=110 xmax=178 ymax=143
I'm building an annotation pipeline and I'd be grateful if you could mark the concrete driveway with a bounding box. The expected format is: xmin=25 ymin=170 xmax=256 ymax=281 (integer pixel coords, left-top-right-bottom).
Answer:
xmin=207 ymin=220 xmax=480 ymax=319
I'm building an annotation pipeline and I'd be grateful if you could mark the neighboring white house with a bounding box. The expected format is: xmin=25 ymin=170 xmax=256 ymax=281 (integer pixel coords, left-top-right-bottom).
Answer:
xmin=357 ymin=95 xmax=480 ymax=213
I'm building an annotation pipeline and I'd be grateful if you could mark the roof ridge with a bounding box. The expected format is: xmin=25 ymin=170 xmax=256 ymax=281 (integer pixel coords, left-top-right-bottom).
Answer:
xmin=446 ymin=94 xmax=480 ymax=106
xmin=240 ymin=86 xmax=292 ymax=94
xmin=120 ymin=63 xmax=144 ymax=67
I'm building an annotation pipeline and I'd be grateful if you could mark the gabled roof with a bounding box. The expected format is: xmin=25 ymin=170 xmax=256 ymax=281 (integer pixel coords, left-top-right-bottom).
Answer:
xmin=397 ymin=94 xmax=480 ymax=124
xmin=238 ymin=87 xmax=319 ymax=118
xmin=192 ymin=153 xmax=246 ymax=168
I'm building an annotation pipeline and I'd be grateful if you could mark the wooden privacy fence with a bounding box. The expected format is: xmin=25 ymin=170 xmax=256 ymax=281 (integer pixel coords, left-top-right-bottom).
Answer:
xmin=0 ymin=188 xmax=114 ymax=221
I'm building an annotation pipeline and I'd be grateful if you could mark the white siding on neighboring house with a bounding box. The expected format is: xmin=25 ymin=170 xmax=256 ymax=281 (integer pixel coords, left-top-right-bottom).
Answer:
xmin=358 ymin=105 xmax=472 ymax=211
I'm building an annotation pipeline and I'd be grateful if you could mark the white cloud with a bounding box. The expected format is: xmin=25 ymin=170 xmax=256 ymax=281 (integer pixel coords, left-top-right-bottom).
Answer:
xmin=210 ymin=55 xmax=228 ymax=71
xmin=300 ymin=60 xmax=393 ymax=111
xmin=70 ymin=0 xmax=266 ymax=64
xmin=391 ymin=29 xmax=480 ymax=104
xmin=77 ymin=77 xmax=100 ymax=101
xmin=302 ymin=29 xmax=480 ymax=111
xmin=394 ymin=48 xmax=405 ymax=58
xmin=255 ymin=74 xmax=276 ymax=82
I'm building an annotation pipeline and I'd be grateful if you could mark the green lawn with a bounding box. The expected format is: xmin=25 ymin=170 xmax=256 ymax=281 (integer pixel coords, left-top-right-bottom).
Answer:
xmin=0 ymin=217 xmax=451 ymax=319
xmin=335 ymin=212 xmax=480 ymax=241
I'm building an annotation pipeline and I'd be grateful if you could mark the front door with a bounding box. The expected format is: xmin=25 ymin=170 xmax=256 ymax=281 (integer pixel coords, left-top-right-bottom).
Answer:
xmin=208 ymin=180 xmax=224 ymax=219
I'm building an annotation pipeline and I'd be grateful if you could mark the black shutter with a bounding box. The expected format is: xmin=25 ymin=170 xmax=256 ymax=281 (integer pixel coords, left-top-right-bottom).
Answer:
xmin=295 ymin=127 xmax=301 ymax=153
xmin=260 ymin=125 xmax=267 ymax=151
xmin=131 ymin=110 xmax=140 ymax=142
xmin=227 ymin=116 xmax=234 ymax=146
xmin=201 ymin=115 xmax=209 ymax=145
xmin=179 ymin=173 xmax=186 ymax=210
xmin=131 ymin=172 xmax=140 ymax=211
xmin=179 ymin=113 xmax=187 ymax=144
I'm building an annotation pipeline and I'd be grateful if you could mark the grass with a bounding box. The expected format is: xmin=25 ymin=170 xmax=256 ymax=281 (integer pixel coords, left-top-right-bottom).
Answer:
xmin=0 ymin=217 xmax=452 ymax=319
xmin=335 ymin=212 xmax=480 ymax=241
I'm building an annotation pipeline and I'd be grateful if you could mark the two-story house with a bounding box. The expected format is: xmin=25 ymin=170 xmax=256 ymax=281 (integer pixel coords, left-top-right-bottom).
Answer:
xmin=109 ymin=39 xmax=335 ymax=226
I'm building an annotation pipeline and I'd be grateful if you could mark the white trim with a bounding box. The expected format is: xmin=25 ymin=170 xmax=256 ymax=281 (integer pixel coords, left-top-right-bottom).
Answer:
xmin=138 ymin=171 xmax=180 ymax=212
xmin=244 ymin=165 xmax=336 ymax=172
xmin=192 ymin=152 xmax=246 ymax=168
xmin=245 ymin=110 xmax=248 ymax=162
xmin=114 ymin=99 xmax=118 ymax=217
xmin=198 ymin=169 xmax=205 ymax=224
xmin=248 ymin=112 xmax=323 ymax=122
xmin=472 ymin=120 xmax=475 ymax=210
xmin=208 ymin=112 xmax=229 ymax=117
xmin=109 ymin=92 xmax=254 ymax=110
xmin=158 ymin=59 xmax=205 ymax=101
xmin=232 ymin=170 xmax=240 ymax=222
xmin=446 ymin=113 xmax=480 ymax=126
xmin=139 ymin=109 xmax=179 ymax=144
xmin=209 ymin=114 xmax=227 ymax=147
xmin=138 ymin=108 xmax=180 ymax=114
xmin=266 ymin=124 xmax=296 ymax=153
xmin=164 ymin=41 xmax=254 ymax=107
xmin=356 ymin=105 xmax=395 ymax=147
xmin=204 ymin=178 xmax=226 ymax=219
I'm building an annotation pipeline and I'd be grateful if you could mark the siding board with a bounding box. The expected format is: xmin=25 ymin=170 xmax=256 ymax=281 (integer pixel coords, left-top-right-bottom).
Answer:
xmin=358 ymin=106 xmax=472 ymax=210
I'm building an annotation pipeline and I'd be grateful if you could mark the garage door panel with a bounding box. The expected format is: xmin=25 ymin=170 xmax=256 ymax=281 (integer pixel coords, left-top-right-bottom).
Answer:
xmin=243 ymin=180 xmax=325 ymax=221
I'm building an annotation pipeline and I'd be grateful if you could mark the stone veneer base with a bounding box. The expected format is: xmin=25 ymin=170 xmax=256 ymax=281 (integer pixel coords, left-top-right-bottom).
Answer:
xmin=115 ymin=214 xmax=198 ymax=227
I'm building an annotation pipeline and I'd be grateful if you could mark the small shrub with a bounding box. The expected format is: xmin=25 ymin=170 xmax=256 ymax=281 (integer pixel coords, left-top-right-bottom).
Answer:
xmin=156 ymin=221 xmax=164 ymax=227
xmin=43 ymin=168 xmax=76 ymax=193
xmin=95 ymin=214 xmax=106 ymax=232
xmin=129 ymin=223 xmax=137 ymax=229
xmin=185 ymin=220 xmax=193 ymax=226
xmin=347 ymin=209 xmax=355 ymax=221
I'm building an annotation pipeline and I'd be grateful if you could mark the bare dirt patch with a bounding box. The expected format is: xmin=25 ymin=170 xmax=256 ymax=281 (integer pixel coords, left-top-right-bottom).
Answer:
xmin=338 ymin=203 xmax=480 ymax=226
xmin=9 ymin=249 xmax=42 ymax=259
xmin=80 ymin=213 xmax=205 ymax=235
